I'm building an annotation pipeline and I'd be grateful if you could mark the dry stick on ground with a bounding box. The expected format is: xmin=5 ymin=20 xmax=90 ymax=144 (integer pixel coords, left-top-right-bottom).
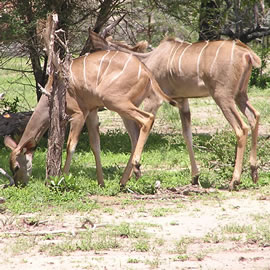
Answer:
xmin=0 ymin=224 xmax=108 ymax=237
xmin=0 ymin=168 xmax=15 ymax=186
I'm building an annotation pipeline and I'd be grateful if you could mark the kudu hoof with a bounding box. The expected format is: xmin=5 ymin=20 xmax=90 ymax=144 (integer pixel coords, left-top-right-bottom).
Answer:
xmin=250 ymin=165 xmax=259 ymax=183
xmin=134 ymin=163 xmax=141 ymax=180
xmin=229 ymin=179 xmax=240 ymax=191
xmin=191 ymin=175 xmax=199 ymax=185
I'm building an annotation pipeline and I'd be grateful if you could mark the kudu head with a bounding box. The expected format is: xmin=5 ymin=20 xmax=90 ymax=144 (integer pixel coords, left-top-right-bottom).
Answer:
xmin=4 ymin=136 xmax=36 ymax=186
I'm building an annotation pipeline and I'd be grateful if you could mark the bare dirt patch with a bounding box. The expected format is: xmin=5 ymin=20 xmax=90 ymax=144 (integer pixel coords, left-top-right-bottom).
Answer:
xmin=1 ymin=189 xmax=270 ymax=270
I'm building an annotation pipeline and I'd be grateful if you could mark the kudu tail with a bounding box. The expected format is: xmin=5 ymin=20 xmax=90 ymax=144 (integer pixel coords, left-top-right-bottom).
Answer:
xmin=236 ymin=40 xmax=261 ymax=68
xmin=149 ymin=74 xmax=177 ymax=107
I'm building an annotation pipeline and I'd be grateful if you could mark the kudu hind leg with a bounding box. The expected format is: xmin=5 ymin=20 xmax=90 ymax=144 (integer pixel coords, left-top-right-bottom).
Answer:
xmin=178 ymin=99 xmax=200 ymax=185
xmin=214 ymin=96 xmax=249 ymax=190
xmin=85 ymin=110 xmax=105 ymax=187
xmin=236 ymin=94 xmax=260 ymax=183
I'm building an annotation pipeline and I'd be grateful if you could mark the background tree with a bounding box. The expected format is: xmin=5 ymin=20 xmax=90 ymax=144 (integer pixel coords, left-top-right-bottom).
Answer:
xmin=0 ymin=0 xmax=269 ymax=109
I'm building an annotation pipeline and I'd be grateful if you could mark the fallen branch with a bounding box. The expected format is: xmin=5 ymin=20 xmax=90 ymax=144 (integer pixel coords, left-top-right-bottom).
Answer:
xmin=0 ymin=168 xmax=15 ymax=186
xmin=131 ymin=185 xmax=217 ymax=200
xmin=0 ymin=224 xmax=107 ymax=237
xmin=0 ymin=111 xmax=33 ymax=136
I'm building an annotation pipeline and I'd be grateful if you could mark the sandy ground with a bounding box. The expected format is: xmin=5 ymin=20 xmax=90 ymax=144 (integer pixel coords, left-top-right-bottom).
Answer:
xmin=1 ymin=189 xmax=270 ymax=270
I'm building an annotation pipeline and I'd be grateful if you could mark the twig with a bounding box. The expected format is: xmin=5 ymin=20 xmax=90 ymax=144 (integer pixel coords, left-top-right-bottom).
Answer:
xmin=55 ymin=29 xmax=70 ymax=54
xmin=0 ymin=168 xmax=15 ymax=186
xmin=38 ymin=83 xmax=51 ymax=97
xmin=100 ymin=14 xmax=126 ymax=38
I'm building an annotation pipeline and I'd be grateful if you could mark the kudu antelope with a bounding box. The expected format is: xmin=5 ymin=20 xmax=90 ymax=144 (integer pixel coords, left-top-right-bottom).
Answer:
xmin=4 ymin=50 xmax=176 ymax=187
xmin=90 ymin=32 xmax=261 ymax=190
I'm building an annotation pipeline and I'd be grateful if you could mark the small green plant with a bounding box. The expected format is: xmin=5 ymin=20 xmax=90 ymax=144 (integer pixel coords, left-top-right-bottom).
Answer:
xmin=48 ymin=174 xmax=80 ymax=192
xmin=175 ymin=237 xmax=193 ymax=255
xmin=203 ymin=232 xmax=221 ymax=243
xmin=151 ymin=207 xmax=173 ymax=217
xmin=0 ymin=96 xmax=20 ymax=113
xmin=246 ymin=225 xmax=270 ymax=247
xmin=9 ymin=237 xmax=36 ymax=255
xmin=133 ymin=239 xmax=150 ymax=252
xmin=175 ymin=254 xmax=189 ymax=261
xmin=195 ymin=251 xmax=207 ymax=261
xmin=114 ymin=222 xmax=148 ymax=239
xmin=127 ymin=258 xmax=140 ymax=263
xmin=145 ymin=257 xmax=160 ymax=268
xmin=222 ymin=224 xmax=252 ymax=234
xmin=170 ymin=221 xmax=179 ymax=226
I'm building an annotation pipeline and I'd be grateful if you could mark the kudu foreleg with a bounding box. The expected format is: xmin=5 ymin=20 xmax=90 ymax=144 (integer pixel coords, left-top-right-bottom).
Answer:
xmin=63 ymin=112 xmax=86 ymax=175
xmin=119 ymin=107 xmax=154 ymax=186
xmin=122 ymin=118 xmax=140 ymax=180
xmin=85 ymin=110 xmax=105 ymax=187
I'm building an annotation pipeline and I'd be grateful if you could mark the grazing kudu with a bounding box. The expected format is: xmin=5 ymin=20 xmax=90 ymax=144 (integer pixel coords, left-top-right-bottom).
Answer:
xmin=90 ymin=32 xmax=261 ymax=190
xmin=4 ymin=50 xmax=176 ymax=187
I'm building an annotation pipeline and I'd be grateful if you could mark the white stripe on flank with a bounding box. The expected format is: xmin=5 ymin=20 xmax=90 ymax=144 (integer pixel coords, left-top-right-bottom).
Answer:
xmin=178 ymin=43 xmax=192 ymax=75
xmin=69 ymin=60 xmax=75 ymax=86
xmin=96 ymin=50 xmax=111 ymax=88
xmin=110 ymin=54 xmax=133 ymax=84
xmin=83 ymin=55 xmax=88 ymax=88
xmin=209 ymin=40 xmax=225 ymax=76
xmin=230 ymin=40 xmax=236 ymax=66
xmin=102 ymin=51 xmax=118 ymax=80
xmin=167 ymin=44 xmax=177 ymax=73
xmin=169 ymin=42 xmax=183 ymax=77
xmin=197 ymin=41 xmax=209 ymax=82
xmin=137 ymin=62 xmax=142 ymax=80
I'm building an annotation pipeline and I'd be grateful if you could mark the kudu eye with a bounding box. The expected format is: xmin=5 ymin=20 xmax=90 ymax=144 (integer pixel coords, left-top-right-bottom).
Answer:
xmin=14 ymin=165 xmax=20 ymax=173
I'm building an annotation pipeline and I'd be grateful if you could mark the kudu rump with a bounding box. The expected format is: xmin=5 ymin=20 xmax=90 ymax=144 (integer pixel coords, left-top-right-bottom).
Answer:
xmin=4 ymin=50 xmax=176 ymax=187
xmin=90 ymin=32 xmax=261 ymax=190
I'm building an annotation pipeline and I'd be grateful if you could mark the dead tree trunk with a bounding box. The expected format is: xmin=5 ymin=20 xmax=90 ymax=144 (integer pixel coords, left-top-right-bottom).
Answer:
xmin=42 ymin=13 xmax=70 ymax=180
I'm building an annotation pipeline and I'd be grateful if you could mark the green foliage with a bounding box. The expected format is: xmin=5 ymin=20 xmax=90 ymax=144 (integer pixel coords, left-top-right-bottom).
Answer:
xmin=48 ymin=174 xmax=81 ymax=193
xmin=0 ymin=96 xmax=20 ymax=113
xmin=250 ymin=44 xmax=270 ymax=89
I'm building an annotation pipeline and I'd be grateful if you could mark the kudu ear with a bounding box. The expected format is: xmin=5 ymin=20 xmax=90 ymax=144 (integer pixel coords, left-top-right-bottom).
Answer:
xmin=4 ymin=136 xmax=36 ymax=153
xmin=4 ymin=136 xmax=18 ymax=151
xmin=20 ymin=138 xmax=37 ymax=154
xmin=89 ymin=30 xmax=109 ymax=51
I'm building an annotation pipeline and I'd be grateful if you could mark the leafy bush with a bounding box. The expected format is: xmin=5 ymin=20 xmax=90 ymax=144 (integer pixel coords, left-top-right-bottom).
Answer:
xmin=0 ymin=96 xmax=20 ymax=113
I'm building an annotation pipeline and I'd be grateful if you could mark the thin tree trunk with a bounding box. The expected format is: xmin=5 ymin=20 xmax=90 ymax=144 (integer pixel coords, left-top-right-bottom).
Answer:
xmin=44 ymin=13 xmax=70 ymax=180
xmin=198 ymin=0 xmax=221 ymax=41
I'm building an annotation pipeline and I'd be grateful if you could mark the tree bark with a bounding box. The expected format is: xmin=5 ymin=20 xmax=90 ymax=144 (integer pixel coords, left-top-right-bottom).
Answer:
xmin=46 ymin=70 xmax=68 ymax=179
xmin=43 ymin=13 xmax=70 ymax=180
xmin=199 ymin=0 xmax=221 ymax=41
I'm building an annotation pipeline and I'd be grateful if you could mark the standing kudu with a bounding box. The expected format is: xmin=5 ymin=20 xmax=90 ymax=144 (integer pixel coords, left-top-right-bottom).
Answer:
xmin=4 ymin=50 xmax=176 ymax=187
xmin=90 ymin=32 xmax=261 ymax=190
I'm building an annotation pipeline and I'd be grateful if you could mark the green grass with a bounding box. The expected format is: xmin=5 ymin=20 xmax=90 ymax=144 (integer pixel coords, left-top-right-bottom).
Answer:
xmin=0 ymin=57 xmax=36 ymax=111
xmin=1 ymin=125 xmax=270 ymax=214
